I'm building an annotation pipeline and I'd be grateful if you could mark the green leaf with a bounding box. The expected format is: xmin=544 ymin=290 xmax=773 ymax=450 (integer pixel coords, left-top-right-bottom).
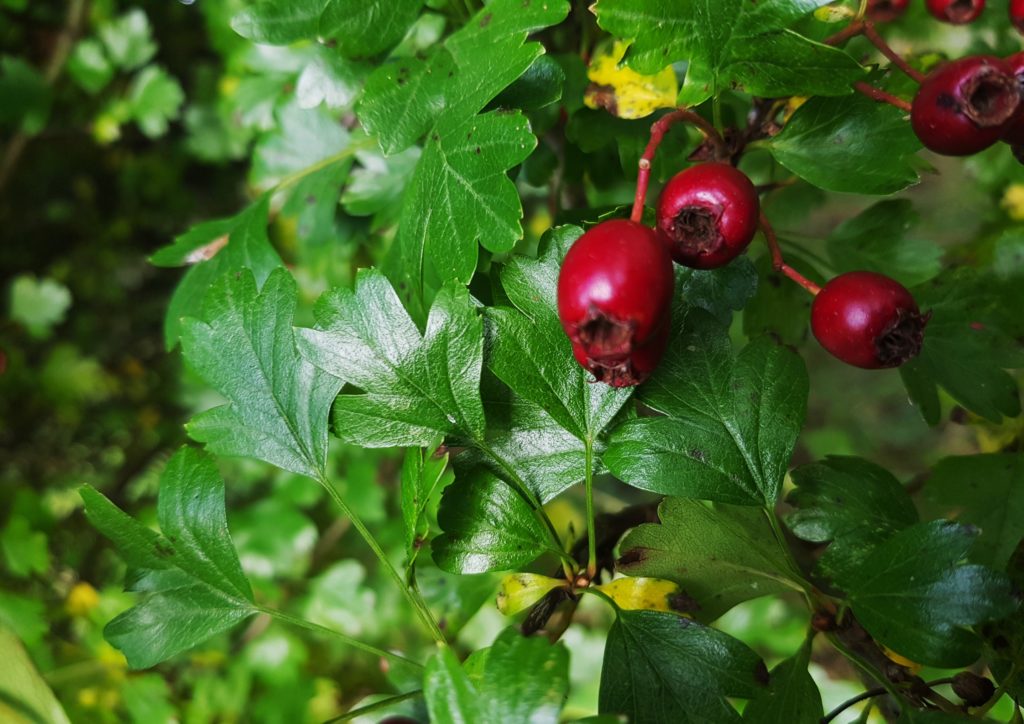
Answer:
xmin=487 ymin=226 xmax=633 ymax=442
xmin=401 ymin=446 xmax=450 ymax=562
xmin=98 ymin=9 xmax=157 ymax=70
xmin=0 ymin=57 xmax=51 ymax=134
xmin=81 ymin=447 xmax=256 ymax=668
xmin=8 ymin=274 xmax=71 ymax=339
xmin=766 ymin=94 xmax=921 ymax=195
xmin=833 ymin=520 xmax=1018 ymax=667
xmin=433 ymin=469 xmax=552 ymax=574
xmin=295 ymin=46 xmax=367 ymax=110
xmin=128 ymin=66 xmax=184 ymax=138
xmin=900 ymin=271 xmax=1024 ymax=425
xmin=297 ymin=272 xmax=486 ymax=447
xmin=342 ymin=146 xmax=421 ymax=223
xmin=181 ymin=267 xmax=343 ymax=479
xmin=599 ymin=609 xmax=767 ymax=723
xmin=0 ymin=519 xmax=48 ymax=578
xmin=678 ymin=257 xmax=759 ymax=327
xmin=454 ymin=375 xmax=591 ymax=503
xmin=230 ymin=0 xmax=326 ymax=45
xmin=741 ymin=254 xmax=818 ymax=347
xmin=742 ymin=640 xmax=822 ymax=724
xmin=424 ymin=627 xmax=569 ymax=722
xmin=826 ymin=200 xmax=942 ymax=287
xmin=396 ymin=111 xmax=536 ymax=295
xmin=925 ymin=454 xmax=1024 ymax=570
xmin=593 ymin=0 xmax=863 ymax=102
xmin=424 ymin=646 xmax=482 ymax=723
xmin=67 ymin=39 xmax=114 ymax=94
xmin=617 ymin=498 xmax=800 ymax=622
xmin=156 ymin=197 xmax=283 ymax=348
xmin=786 ymin=456 xmax=918 ymax=580
xmin=357 ymin=0 xmax=568 ymax=154
xmin=606 ymin=312 xmax=808 ymax=506
xmin=250 ymin=100 xmax=351 ymax=189
xmin=320 ymin=0 xmax=424 ymax=58
xmin=0 ymin=627 xmax=71 ymax=724
xmin=489 ymin=54 xmax=565 ymax=112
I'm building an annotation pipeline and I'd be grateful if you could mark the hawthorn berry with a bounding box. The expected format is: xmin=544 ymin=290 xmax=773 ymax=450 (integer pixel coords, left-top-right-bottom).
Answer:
xmin=1014 ymin=0 xmax=1024 ymax=32
xmin=925 ymin=0 xmax=985 ymax=24
xmin=655 ymin=162 xmax=760 ymax=270
xmin=867 ymin=0 xmax=909 ymax=22
xmin=811 ymin=271 xmax=928 ymax=370
xmin=911 ymin=55 xmax=1020 ymax=156
xmin=1001 ymin=52 xmax=1024 ymax=145
xmin=557 ymin=219 xmax=674 ymax=387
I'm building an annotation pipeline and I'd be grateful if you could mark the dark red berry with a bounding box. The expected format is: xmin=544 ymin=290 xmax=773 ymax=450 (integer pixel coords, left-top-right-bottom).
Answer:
xmin=655 ymin=162 xmax=760 ymax=270
xmin=911 ymin=56 xmax=1020 ymax=156
xmin=1014 ymin=0 xmax=1024 ymax=32
xmin=1001 ymin=53 xmax=1024 ymax=145
xmin=558 ymin=219 xmax=674 ymax=387
xmin=925 ymin=0 xmax=985 ymax=23
xmin=952 ymin=672 xmax=996 ymax=706
xmin=867 ymin=0 xmax=909 ymax=22
xmin=811 ymin=271 xmax=929 ymax=370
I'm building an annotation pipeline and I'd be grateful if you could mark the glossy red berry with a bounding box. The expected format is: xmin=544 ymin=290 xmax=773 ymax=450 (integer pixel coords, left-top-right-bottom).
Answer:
xmin=655 ymin=162 xmax=760 ymax=270
xmin=925 ymin=0 xmax=985 ymax=23
xmin=1014 ymin=0 xmax=1024 ymax=32
xmin=911 ymin=56 xmax=1020 ymax=156
xmin=1001 ymin=53 xmax=1024 ymax=145
xmin=557 ymin=219 xmax=674 ymax=387
xmin=867 ymin=0 xmax=909 ymax=22
xmin=811 ymin=271 xmax=929 ymax=370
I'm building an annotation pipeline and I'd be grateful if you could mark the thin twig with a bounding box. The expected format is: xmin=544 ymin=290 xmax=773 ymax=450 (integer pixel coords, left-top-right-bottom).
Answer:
xmin=853 ymin=82 xmax=912 ymax=112
xmin=323 ymin=689 xmax=423 ymax=723
xmin=821 ymin=678 xmax=956 ymax=723
xmin=759 ymin=212 xmax=822 ymax=296
xmin=863 ymin=22 xmax=926 ymax=83
xmin=630 ymin=109 xmax=727 ymax=223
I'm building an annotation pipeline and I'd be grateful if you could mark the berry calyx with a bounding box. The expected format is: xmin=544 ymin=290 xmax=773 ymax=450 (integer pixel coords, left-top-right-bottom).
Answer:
xmin=811 ymin=271 xmax=929 ymax=370
xmin=867 ymin=0 xmax=910 ymax=22
xmin=911 ymin=55 xmax=1020 ymax=156
xmin=655 ymin=162 xmax=760 ymax=269
xmin=925 ymin=0 xmax=986 ymax=24
xmin=1014 ymin=0 xmax=1024 ymax=32
xmin=1001 ymin=52 xmax=1024 ymax=145
xmin=557 ymin=219 xmax=675 ymax=387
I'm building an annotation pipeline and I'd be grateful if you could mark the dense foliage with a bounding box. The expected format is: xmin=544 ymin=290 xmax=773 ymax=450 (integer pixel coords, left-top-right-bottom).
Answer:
xmin=3 ymin=0 xmax=1024 ymax=722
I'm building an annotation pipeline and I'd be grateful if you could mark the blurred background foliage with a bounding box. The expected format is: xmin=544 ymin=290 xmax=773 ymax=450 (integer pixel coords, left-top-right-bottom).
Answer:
xmin=1 ymin=0 xmax=1023 ymax=722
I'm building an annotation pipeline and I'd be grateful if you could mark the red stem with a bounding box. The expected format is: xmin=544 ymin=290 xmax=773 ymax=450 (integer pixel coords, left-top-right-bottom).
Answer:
xmin=760 ymin=213 xmax=821 ymax=296
xmin=824 ymin=20 xmax=865 ymax=47
xmin=854 ymin=82 xmax=912 ymax=112
xmin=630 ymin=109 xmax=727 ymax=223
xmin=863 ymin=21 xmax=926 ymax=83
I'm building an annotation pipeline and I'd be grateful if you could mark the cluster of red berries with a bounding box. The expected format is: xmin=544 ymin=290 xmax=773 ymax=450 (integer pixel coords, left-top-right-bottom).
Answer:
xmin=912 ymin=53 xmax=1024 ymax=158
xmin=556 ymin=161 xmax=928 ymax=387
xmin=868 ymin=0 xmax=1024 ymax=29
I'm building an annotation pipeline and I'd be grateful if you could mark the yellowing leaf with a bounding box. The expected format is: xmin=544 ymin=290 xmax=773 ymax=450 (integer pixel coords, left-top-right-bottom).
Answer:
xmin=583 ymin=41 xmax=677 ymax=119
xmin=881 ymin=645 xmax=923 ymax=673
xmin=597 ymin=577 xmax=681 ymax=613
xmin=496 ymin=573 xmax=565 ymax=616
xmin=813 ymin=5 xmax=855 ymax=22
xmin=1002 ymin=184 xmax=1024 ymax=221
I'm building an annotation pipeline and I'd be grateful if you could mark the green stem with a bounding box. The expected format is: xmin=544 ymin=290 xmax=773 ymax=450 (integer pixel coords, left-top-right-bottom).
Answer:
xmin=275 ymin=136 xmax=377 ymax=192
xmin=257 ymin=606 xmax=423 ymax=668
xmin=323 ymin=689 xmax=424 ymax=723
xmin=827 ymin=633 xmax=909 ymax=713
xmin=318 ymin=476 xmax=447 ymax=645
xmin=584 ymin=438 xmax=597 ymax=579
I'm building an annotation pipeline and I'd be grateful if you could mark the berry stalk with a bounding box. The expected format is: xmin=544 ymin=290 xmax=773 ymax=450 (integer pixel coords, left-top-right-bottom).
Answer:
xmin=854 ymin=81 xmax=912 ymax=112
xmin=631 ymin=109 xmax=727 ymax=223
xmin=759 ymin=213 xmax=822 ymax=296
xmin=825 ymin=19 xmax=924 ymax=84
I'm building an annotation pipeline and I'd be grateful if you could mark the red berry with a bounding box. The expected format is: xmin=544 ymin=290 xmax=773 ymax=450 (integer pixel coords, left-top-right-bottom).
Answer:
xmin=557 ymin=219 xmax=674 ymax=387
xmin=655 ymin=162 xmax=760 ymax=270
xmin=1014 ymin=0 xmax=1024 ymax=32
xmin=911 ymin=56 xmax=1020 ymax=156
xmin=811 ymin=271 xmax=929 ymax=370
xmin=1001 ymin=53 xmax=1024 ymax=145
xmin=867 ymin=0 xmax=910 ymax=22
xmin=925 ymin=0 xmax=985 ymax=23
